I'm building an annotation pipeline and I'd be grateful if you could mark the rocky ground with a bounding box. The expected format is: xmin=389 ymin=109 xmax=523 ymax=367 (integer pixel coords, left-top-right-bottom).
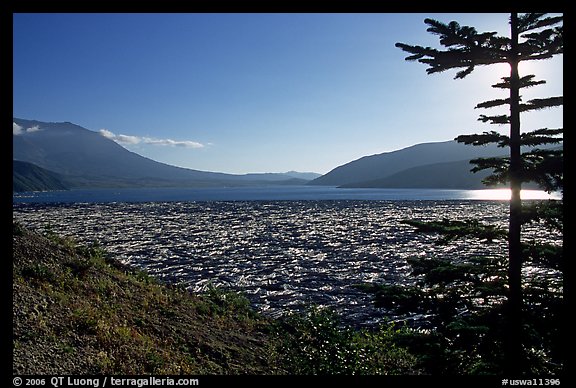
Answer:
xmin=12 ymin=222 xmax=278 ymax=374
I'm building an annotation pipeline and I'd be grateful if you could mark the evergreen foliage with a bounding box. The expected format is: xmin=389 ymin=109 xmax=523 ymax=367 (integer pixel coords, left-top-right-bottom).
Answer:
xmin=401 ymin=219 xmax=506 ymax=243
xmin=271 ymin=306 xmax=418 ymax=375
xmin=387 ymin=13 xmax=564 ymax=374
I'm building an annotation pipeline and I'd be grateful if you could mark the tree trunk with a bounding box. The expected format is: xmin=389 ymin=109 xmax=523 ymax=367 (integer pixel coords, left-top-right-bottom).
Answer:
xmin=506 ymin=12 xmax=524 ymax=375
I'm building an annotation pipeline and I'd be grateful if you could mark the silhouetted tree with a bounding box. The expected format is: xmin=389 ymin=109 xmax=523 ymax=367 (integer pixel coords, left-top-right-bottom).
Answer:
xmin=395 ymin=13 xmax=562 ymax=374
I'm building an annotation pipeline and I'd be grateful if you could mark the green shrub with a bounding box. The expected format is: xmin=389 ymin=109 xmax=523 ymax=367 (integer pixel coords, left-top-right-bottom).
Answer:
xmin=272 ymin=306 xmax=418 ymax=375
xmin=204 ymin=286 xmax=257 ymax=320
xmin=21 ymin=264 xmax=55 ymax=283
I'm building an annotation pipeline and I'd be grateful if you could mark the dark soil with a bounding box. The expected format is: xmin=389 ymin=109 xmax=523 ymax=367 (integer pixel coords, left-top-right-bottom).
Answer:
xmin=12 ymin=222 xmax=279 ymax=374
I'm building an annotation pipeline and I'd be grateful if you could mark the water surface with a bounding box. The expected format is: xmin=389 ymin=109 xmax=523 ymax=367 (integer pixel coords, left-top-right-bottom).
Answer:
xmin=13 ymin=187 xmax=561 ymax=327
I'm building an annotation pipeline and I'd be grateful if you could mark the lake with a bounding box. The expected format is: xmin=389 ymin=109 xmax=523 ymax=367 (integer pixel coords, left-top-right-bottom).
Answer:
xmin=12 ymin=186 xmax=561 ymax=328
xmin=12 ymin=185 xmax=560 ymax=203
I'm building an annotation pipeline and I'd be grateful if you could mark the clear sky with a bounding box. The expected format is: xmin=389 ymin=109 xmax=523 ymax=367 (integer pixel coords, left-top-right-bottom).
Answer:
xmin=13 ymin=13 xmax=563 ymax=175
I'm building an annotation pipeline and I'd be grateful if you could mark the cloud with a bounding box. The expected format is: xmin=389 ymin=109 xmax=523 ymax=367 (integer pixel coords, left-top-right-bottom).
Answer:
xmin=99 ymin=129 xmax=204 ymax=148
xmin=141 ymin=137 xmax=205 ymax=148
xmin=117 ymin=134 xmax=142 ymax=144
xmin=27 ymin=125 xmax=42 ymax=133
xmin=13 ymin=122 xmax=42 ymax=135
xmin=13 ymin=123 xmax=23 ymax=135
xmin=100 ymin=129 xmax=141 ymax=145
xmin=99 ymin=129 xmax=116 ymax=138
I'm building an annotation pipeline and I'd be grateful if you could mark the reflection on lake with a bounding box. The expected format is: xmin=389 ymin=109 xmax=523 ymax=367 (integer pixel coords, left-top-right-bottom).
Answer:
xmin=464 ymin=189 xmax=561 ymax=200
xmin=13 ymin=198 xmax=561 ymax=327
xmin=12 ymin=186 xmax=561 ymax=203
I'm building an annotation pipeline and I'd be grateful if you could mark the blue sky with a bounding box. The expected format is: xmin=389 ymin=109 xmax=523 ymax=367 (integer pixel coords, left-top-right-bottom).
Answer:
xmin=13 ymin=13 xmax=563 ymax=174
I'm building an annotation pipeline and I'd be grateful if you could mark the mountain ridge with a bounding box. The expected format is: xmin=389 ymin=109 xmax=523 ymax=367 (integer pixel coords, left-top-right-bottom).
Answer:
xmin=308 ymin=140 xmax=509 ymax=187
xmin=13 ymin=118 xmax=318 ymax=189
xmin=13 ymin=161 xmax=70 ymax=192
xmin=15 ymin=118 xmax=559 ymax=191
xmin=309 ymin=140 xmax=561 ymax=189
xmin=340 ymin=158 xmax=495 ymax=189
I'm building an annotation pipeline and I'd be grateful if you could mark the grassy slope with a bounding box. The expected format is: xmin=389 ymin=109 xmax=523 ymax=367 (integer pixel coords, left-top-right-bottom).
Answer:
xmin=12 ymin=222 xmax=419 ymax=375
xmin=12 ymin=223 xmax=277 ymax=375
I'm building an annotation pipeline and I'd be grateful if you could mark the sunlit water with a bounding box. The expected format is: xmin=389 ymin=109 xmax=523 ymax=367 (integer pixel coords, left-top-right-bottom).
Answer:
xmin=12 ymin=188 xmax=562 ymax=327
xmin=12 ymin=186 xmax=560 ymax=203
xmin=465 ymin=189 xmax=561 ymax=200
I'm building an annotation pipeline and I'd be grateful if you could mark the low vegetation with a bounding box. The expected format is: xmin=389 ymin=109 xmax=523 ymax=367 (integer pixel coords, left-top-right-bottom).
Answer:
xmin=13 ymin=222 xmax=418 ymax=375
xmin=271 ymin=306 xmax=418 ymax=375
xmin=13 ymin=222 xmax=275 ymax=374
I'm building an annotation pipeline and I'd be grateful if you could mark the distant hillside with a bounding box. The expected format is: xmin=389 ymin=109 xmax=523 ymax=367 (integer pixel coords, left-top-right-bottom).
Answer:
xmin=284 ymin=171 xmax=323 ymax=180
xmin=13 ymin=118 xmax=317 ymax=189
xmin=13 ymin=118 xmax=230 ymax=187
xmin=311 ymin=140 xmax=561 ymax=189
xmin=340 ymin=159 xmax=494 ymax=189
xmin=13 ymin=161 xmax=70 ymax=192
xmin=309 ymin=141 xmax=507 ymax=187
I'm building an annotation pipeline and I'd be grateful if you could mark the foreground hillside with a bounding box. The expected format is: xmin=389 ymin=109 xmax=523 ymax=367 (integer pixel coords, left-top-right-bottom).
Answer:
xmin=12 ymin=222 xmax=275 ymax=374
xmin=12 ymin=223 xmax=418 ymax=375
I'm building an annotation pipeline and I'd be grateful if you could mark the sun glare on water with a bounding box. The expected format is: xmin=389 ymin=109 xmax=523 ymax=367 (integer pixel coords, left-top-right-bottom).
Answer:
xmin=465 ymin=189 xmax=561 ymax=201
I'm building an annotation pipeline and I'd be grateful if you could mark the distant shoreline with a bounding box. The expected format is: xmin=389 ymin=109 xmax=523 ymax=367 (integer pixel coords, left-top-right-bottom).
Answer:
xmin=12 ymin=186 xmax=560 ymax=204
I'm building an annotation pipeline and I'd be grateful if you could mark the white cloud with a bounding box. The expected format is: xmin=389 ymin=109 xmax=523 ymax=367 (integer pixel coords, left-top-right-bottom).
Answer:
xmin=99 ymin=129 xmax=115 ymax=138
xmin=116 ymin=134 xmax=142 ymax=145
xmin=99 ymin=129 xmax=141 ymax=145
xmin=13 ymin=122 xmax=23 ymax=135
xmin=99 ymin=129 xmax=204 ymax=148
xmin=142 ymin=137 xmax=205 ymax=148
xmin=13 ymin=122 xmax=42 ymax=135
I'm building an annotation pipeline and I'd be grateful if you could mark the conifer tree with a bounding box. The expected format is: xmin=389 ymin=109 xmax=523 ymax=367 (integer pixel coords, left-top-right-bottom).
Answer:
xmin=395 ymin=13 xmax=562 ymax=374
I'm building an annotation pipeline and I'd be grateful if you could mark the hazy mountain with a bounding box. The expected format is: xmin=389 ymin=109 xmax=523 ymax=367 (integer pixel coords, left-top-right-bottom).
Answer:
xmin=309 ymin=140 xmax=510 ymax=187
xmin=240 ymin=172 xmax=319 ymax=182
xmin=284 ymin=171 xmax=323 ymax=180
xmin=241 ymin=171 xmax=322 ymax=182
xmin=13 ymin=161 xmax=70 ymax=192
xmin=314 ymin=140 xmax=561 ymax=190
xmin=340 ymin=159 xmax=495 ymax=189
xmin=13 ymin=118 xmax=317 ymax=188
xmin=13 ymin=118 xmax=239 ymax=187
